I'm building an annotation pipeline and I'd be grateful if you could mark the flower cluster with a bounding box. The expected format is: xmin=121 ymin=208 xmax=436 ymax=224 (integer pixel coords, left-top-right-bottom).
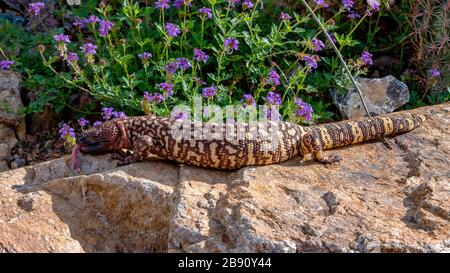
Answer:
xmin=202 ymin=86 xmax=218 ymax=98
xmin=101 ymin=107 xmax=127 ymax=121
xmin=359 ymin=51 xmax=373 ymax=66
xmin=155 ymin=0 xmax=170 ymax=9
xmin=267 ymin=69 xmax=280 ymax=86
xmin=311 ymin=38 xmax=325 ymax=52
xmin=67 ymin=52 xmax=79 ymax=63
xmin=294 ymin=98 xmax=313 ymax=122
xmin=303 ymin=55 xmax=318 ymax=70
xmin=242 ymin=94 xmax=256 ymax=106
xmin=0 ymin=60 xmax=14 ymax=70
xmin=28 ymin=2 xmax=45 ymax=16
xmin=224 ymin=37 xmax=239 ymax=53
xmin=78 ymin=118 xmax=90 ymax=127
xmin=194 ymin=48 xmax=209 ymax=62
xmin=98 ymin=20 xmax=114 ymax=37
xmin=198 ymin=7 xmax=213 ymax=19
xmin=159 ymin=82 xmax=174 ymax=97
xmin=59 ymin=123 xmax=76 ymax=145
xmin=280 ymin=12 xmax=291 ymax=21
xmin=81 ymin=43 xmax=97 ymax=55
xmin=144 ymin=92 xmax=164 ymax=103
xmin=53 ymin=34 xmax=70 ymax=44
xmin=313 ymin=0 xmax=329 ymax=8
xmin=166 ymin=23 xmax=181 ymax=37
xmin=265 ymin=92 xmax=282 ymax=106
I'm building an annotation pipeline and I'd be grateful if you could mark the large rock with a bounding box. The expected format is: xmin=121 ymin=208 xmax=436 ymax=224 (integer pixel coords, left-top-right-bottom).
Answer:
xmin=331 ymin=75 xmax=410 ymax=119
xmin=0 ymin=103 xmax=449 ymax=253
xmin=0 ymin=70 xmax=26 ymax=172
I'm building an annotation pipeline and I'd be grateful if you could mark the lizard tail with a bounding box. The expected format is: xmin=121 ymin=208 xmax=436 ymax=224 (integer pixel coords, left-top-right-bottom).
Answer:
xmin=310 ymin=113 xmax=427 ymax=150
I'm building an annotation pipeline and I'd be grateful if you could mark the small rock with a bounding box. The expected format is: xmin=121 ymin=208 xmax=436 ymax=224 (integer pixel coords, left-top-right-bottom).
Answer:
xmin=331 ymin=75 xmax=410 ymax=119
xmin=0 ymin=160 xmax=9 ymax=172
xmin=0 ymin=143 xmax=10 ymax=160
xmin=11 ymin=157 xmax=25 ymax=169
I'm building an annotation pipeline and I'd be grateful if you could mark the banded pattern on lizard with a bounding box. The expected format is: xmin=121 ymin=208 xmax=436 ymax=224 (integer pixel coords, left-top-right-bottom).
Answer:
xmin=74 ymin=112 xmax=427 ymax=170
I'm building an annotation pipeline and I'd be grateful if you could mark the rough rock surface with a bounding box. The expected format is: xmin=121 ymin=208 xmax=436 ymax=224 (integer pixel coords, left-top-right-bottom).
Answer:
xmin=331 ymin=75 xmax=410 ymax=119
xmin=1 ymin=103 xmax=449 ymax=253
xmin=0 ymin=70 xmax=26 ymax=171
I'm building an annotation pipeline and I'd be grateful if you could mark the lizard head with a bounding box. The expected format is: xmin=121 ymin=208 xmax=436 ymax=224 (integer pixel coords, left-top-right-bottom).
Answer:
xmin=76 ymin=119 xmax=129 ymax=153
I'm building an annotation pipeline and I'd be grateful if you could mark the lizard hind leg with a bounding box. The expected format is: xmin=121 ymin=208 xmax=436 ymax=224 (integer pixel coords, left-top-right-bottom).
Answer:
xmin=301 ymin=131 xmax=342 ymax=165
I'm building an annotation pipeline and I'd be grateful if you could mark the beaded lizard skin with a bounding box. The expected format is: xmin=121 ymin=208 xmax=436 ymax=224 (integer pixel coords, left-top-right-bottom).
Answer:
xmin=75 ymin=113 xmax=426 ymax=170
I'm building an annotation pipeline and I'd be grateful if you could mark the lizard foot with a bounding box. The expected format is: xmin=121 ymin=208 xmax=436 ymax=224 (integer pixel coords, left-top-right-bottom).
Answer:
xmin=313 ymin=151 xmax=342 ymax=165
xmin=320 ymin=155 xmax=342 ymax=164
xmin=111 ymin=150 xmax=136 ymax=166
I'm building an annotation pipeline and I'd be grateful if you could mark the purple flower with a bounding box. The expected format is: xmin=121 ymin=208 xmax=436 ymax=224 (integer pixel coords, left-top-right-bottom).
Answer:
xmin=53 ymin=34 xmax=70 ymax=44
xmin=194 ymin=48 xmax=209 ymax=62
xmin=0 ymin=60 xmax=14 ymax=70
xmin=113 ymin=111 xmax=127 ymax=119
xmin=295 ymin=98 xmax=313 ymax=122
xmin=144 ymin=92 xmax=164 ymax=103
xmin=198 ymin=7 xmax=213 ymax=19
xmin=224 ymin=37 xmax=239 ymax=53
xmin=93 ymin=121 xmax=102 ymax=127
xmin=313 ymin=0 xmax=329 ymax=8
xmin=81 ymin=43 xmax=97 ymax=55
xmin=155 ymin=0 xmax=170 ymax=9
xmin=194 ymin=77 xmax=205 ymax=85
xmin=341 ymin=0 xmax=354 ymax=10
xmin=171 ymin=108 xmax=189 ymax=120
xmin=138 ymin=52 xmax=152 ymax=60
xmin=84 ymin=15 xmax=100 ymax=24
xmin=202 ymin=86 xmax=218 ymax=98
xmin=243 ymin=0 xmax=254 ymax=9
xmin=303 ymin=55 xmax=318 ymax=69
xmin=78 ymin=118 xmax=90 ymax=127
xmin=430 ymin=68 xmax=440 ymax=78
xmin=367 ymin=0 xmax=381 ymax=12
xmin=242 ymin=94 xmax=256 ymax=106
xmin=165 ymin=62 xmax=178 ymax=74
xmin=359 ymin=51 xmax=373 ymax=65
xmin=280 ymin=12 xmax=291 ymax=21
xmin=347 ymin=11 xmax=361 ymax=19
xmin=159 ymin=82 xmax=174 ymax=97
xmin=67 ymin=52 xmax=79 ymax=63
xmin=73 ymin=19 xmax=86 ymax=28
xmin=28 ymin=2 xmax=45 ymax=16
xmin=102 ymin=107 xmax=115 ymax=121
xmin=175 ymin=58 xmax=191 ymax=70
xmin=312 ymin=38 xmax=325 ymax=52
xmin=267 ymin=69 xmax=281 ymax=86
xmin=59 ymin=123 xmax=75 ymax=139
xmin=265 ymin=92 xmax=281 ymax=106
xmin=173 ymin=0 xmax=192 ymax=8
xmin=165 ymin=23 xmax=181 ymax=37
xmin=98 ymin=20 xmax=114 ymax=37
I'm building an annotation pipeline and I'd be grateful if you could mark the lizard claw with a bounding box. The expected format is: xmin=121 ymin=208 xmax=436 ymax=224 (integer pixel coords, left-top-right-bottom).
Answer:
xmin=111 ymin=150 xmax=136 ymax=166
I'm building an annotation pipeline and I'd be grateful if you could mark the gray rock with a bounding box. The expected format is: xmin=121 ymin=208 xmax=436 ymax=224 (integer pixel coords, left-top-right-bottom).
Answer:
xmin=0 ymin=160 xmax=9 ymax=172
xmin=0 ymin=143 xmax=10 ymax=160
xmin=10 ymin=157 xmax=25 ymax=169
xmin=0 ymin=71 xmax=25 ymax=155
xmin=331 ymin=75 xmax=410 ymax=119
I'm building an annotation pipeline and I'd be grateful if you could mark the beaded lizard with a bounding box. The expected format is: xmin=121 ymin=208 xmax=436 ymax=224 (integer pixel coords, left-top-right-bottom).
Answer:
xmin=73 ymin=112 xmax=426 ymax=170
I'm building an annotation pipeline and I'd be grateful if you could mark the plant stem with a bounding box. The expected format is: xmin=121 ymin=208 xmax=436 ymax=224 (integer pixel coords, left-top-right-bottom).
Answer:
xmin=300 ymin=0 xmax=373 ymax=118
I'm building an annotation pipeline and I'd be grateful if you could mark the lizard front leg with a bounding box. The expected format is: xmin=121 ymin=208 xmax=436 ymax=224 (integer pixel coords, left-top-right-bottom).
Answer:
xmin=301 ymin=131 xmax=342 ymax=164
xmin=112 ymin=135 xmax=155 ymax=166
